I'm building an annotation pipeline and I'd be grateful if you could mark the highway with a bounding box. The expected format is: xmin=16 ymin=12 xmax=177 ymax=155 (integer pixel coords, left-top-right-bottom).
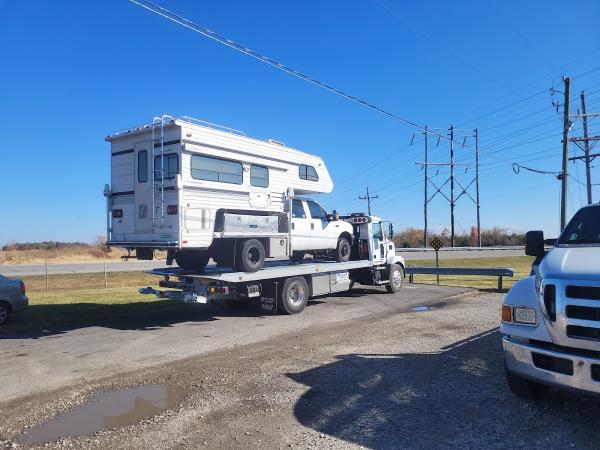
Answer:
xmin=0 ymin=247 xmax=526 ymax=277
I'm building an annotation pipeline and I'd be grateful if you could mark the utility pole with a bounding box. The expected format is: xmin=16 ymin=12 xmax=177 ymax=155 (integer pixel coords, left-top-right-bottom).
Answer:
xmin=475 ymin=128 xmax=481 ymax=247
xmin=424 ymin=125 xmax=429 ymax=248
xmin=581 ymin=91 xmax=592 ymax=204
xmin=450 ymin=125 xmax=455 ymax=247
xmin=359 ymin=186 xmax=378 ymax=216
xmin=560 ymin=76 xmax=570 ymax=231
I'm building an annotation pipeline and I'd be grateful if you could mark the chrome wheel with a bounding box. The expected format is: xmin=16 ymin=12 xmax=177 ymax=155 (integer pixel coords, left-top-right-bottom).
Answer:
xmin=287 ymin=280 xmax=306 ymax=308
xmin=392 ymin=269 xmax=402 ymax=288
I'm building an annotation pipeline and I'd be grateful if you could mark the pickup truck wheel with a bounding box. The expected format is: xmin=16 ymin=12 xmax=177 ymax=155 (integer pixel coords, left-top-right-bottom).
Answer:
xmin=0 ymin=303 xmax=11 ymax=325
xmin=504 ymin=362 xmax=549 ymax=399
xmin=236 ymin=239 xmax=265 ymax=272
xmin=278 ymin=276 xmax=309 ymax=314
xmin=175 ymin=250 xmax=209 ymax=273
xmin=335 ymin=237 xmax=351 ymax=263
xmin=385 ymin=264 xmax=404 ymax=293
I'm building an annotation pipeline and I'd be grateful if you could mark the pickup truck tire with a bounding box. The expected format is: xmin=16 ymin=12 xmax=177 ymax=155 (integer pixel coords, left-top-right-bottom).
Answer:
xmin=278 ymin=276 xmax=309 ymax=314
xmin=0 ymin=302 xmax=11 ymax=325
xmin=335 ymin=237 xmax=351 ymax=263
xmin=504 ymin=362 xmax=549 ymax=399
xmin=236 ymin=239 xmax=266 ymax=272
xmin=385 ymin=264 xmax=404 ymax=293
xmin=175 ymin=250 xmax=209 ymax=273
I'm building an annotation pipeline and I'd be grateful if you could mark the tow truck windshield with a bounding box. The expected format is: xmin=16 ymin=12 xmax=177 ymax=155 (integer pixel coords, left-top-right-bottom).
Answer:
xmin=558 ymin=206 xmax=600 ymax=245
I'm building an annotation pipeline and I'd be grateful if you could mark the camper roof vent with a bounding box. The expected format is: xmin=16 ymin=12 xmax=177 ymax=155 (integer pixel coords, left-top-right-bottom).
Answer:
xmin=267 ymin=139 xmax=285 ymax=146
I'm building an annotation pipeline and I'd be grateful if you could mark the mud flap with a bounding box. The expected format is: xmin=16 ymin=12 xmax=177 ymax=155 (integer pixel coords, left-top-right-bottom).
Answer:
xmin=259 ymin=281 xmax=279 ymax=315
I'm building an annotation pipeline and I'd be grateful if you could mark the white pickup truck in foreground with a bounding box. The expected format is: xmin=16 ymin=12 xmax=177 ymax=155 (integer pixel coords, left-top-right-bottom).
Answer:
xmin=502 ymin=203 xmax=600 ymax=399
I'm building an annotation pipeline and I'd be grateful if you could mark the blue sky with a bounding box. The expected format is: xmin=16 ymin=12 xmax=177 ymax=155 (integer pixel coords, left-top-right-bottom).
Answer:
xmin=1 ymin=0 xmax=599 ymax=244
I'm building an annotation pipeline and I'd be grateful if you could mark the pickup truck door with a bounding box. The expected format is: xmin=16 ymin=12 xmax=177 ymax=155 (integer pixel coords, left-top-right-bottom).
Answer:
xmin=371 ymin=222 xmax=386 ymax=264
xmin=306 ymin=200 xmax=334 ymax=250
xmin=291 ymin=199 xmax=310 ymax=250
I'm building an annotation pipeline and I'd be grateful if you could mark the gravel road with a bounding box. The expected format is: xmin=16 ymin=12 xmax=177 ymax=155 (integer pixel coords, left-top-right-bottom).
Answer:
xmin=1 ymin=286 xmax=599 ymax=449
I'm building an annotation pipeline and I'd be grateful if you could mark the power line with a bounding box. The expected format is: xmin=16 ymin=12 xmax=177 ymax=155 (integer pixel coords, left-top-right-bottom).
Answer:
xmin=129 ymin=0 xmax=455 ymax=146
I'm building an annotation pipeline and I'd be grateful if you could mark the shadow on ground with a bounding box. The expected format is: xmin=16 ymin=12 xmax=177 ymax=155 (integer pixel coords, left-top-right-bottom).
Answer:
xmin=288 ymin=329 xmax=600 ymax=449
xmin=0 ymin=295 xmax=327 ymax=340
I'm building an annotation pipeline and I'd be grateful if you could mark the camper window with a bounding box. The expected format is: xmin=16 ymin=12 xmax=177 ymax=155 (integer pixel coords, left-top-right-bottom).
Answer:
xmin=250 ymin=165 xmax=269 ymax=188
xmin=299 ymin=164 xmax=319 ymax=181
xmin=191 ymin=155 xmax=243 ymax=185
xmin=138 ymin=150 xmax=148 ymax=183
xmin=154 ymin=154 xmax=178 ymax=180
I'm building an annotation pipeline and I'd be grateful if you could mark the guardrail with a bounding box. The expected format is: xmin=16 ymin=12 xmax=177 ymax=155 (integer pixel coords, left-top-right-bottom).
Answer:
xmin=404 ymin=266 xmax=514 ymax=291
xmin=397 ymin=246 xmax=524 ymax=253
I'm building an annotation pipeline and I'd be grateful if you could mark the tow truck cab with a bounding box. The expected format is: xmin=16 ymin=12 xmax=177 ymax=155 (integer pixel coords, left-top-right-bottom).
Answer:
xmin=501 ymin=203 xmax=600 ymax=398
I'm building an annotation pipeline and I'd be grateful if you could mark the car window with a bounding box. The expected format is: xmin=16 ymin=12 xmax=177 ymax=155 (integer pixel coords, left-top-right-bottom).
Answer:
xmin=559 ymin=207 xmax=600 ymax=245
xmin=307 ymin=201 xmax=327 ymax=220
xmin=372 ymin=222 xmax=383 ymax=240
xmin=292 ymin=199 xmax=306 ymax=218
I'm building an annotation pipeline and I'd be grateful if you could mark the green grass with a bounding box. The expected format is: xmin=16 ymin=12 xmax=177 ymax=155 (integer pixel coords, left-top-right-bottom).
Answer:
xmin=3 ymin=272 xmax=193 ymax=334
xmin=406 ymin=256 xmax=535 ymax=290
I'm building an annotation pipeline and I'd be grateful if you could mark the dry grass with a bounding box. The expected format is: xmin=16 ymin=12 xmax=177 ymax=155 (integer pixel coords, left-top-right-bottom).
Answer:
xmin=0 ymin=248 xmax=167 ymax=265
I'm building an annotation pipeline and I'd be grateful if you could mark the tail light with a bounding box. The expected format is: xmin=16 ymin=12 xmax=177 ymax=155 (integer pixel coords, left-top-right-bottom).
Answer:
xmin=544 ymin=284 xmax=556 ymax=322
xmin=112 ymin=209 xmax=123 ymax=218
xmin=167 ymin=205 xmax=178 ymax=215
xmin=20 ymin=281 xmax=26 ymax=295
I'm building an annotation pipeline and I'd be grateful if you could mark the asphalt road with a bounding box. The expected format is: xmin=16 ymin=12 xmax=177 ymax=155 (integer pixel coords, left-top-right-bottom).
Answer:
xmin=0 ymin=247 xmax=526 ymax=277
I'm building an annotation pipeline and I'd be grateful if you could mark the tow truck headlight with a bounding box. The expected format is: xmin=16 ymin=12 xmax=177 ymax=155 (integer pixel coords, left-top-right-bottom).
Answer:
xmin=513 ymin=307 xmax=537 ymax=325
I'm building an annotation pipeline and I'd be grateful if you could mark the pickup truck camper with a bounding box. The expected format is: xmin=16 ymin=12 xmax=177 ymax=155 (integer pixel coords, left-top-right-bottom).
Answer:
xmin=104 ymin=115 xmax=353 ymax=272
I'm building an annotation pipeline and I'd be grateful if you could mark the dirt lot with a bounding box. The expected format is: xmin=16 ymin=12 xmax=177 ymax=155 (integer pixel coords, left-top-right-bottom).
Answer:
xmin=1 ymin=286 xmax=600 ymax=449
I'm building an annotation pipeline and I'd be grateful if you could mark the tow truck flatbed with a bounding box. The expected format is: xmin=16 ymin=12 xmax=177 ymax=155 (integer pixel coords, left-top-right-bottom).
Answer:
xmin=146 ymin=259 xmax=373 ymax=283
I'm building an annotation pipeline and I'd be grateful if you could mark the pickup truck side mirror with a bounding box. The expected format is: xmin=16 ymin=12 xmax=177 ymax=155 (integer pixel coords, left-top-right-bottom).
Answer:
xmin=332 ymin=209 xmax=340 ymax=221
xmin=525 ymin=230 xmax=545 ymax=256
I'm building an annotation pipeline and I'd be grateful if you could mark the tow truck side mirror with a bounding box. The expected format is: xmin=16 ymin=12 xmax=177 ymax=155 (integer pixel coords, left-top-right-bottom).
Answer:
xmin=332 ymin=209 xmax=339 ymax=221
xmin=525 ymin=230 xmax=545 ymax=256
xmin=388 ymin=223 xmax=394 ymax=239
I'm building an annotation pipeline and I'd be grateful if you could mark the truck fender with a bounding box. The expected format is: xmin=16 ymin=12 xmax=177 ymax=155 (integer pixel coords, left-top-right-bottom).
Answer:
xmin=500 ymin=276 xmax=553 ymax=342
xmin=386 ymin=255 xmax=405 ymax=269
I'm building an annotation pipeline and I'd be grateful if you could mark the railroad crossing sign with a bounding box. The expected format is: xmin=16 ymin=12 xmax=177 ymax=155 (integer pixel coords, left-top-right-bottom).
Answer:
xmin=430 ymin=237 xmax=443 ymax=251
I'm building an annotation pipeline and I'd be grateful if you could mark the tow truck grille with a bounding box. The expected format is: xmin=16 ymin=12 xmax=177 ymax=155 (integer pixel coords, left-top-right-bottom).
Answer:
xmin=566 ymin=286 xmax=600 ymax=300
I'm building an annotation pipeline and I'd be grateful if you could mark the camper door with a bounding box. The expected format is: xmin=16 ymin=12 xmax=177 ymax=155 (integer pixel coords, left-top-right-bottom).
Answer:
xmin=134 ymin=142 xmax=153 ymax=233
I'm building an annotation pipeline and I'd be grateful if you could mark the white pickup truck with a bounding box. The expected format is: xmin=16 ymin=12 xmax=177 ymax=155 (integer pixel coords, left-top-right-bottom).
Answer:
xmin=502 ymin=203 xmax=600 ymax=399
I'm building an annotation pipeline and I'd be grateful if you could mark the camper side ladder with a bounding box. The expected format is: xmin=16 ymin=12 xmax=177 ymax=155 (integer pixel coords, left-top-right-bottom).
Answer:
xmin=151 ymin=115 xmax=172 ymax=227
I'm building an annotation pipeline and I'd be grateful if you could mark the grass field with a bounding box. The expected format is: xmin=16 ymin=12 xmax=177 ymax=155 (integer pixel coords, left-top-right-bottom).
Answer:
xmin=1 ymin=256 xmax=534 ymax=333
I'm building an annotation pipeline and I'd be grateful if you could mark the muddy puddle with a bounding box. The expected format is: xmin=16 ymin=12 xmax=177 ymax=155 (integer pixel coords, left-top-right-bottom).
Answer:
xmin=411 ymin=305 xmax=433 ymax=311
xmin=20 ymin=384 xmax=185 ymax=445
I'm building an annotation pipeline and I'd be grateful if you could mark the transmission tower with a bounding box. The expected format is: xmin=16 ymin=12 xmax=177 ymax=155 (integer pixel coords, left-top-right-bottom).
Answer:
xmin=415 ymin=125 xmax=481 ymax=247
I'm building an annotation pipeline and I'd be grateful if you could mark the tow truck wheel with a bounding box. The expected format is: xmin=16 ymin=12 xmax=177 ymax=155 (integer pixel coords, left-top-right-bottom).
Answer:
xmin=504 ymin=361 xmax=549 ymax=400
xmin=385 ymin=264 xmax=404 ymax=293
xmin=278 ymin=276 xmax=309 ymax=314
xmin=335 ymin=237 xmax=351 ymax=263
xmin=236 ymin=239 xmax=265 ymax=272
xmin=175 ymin=250 xmax=209 ymax=273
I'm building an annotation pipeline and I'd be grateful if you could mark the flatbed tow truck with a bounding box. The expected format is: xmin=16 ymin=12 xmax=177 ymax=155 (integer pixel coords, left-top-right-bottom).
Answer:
xmin=140 ymin=214 xmax=405 ymax=314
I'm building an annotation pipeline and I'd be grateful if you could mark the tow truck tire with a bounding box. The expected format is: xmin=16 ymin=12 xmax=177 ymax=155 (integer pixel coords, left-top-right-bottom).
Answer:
xmin=335 ymin=237 xmax=351 ymax=263
xmin=278 ymin=276 xmax=309 ymax=314
xmin=236 ymin=239 xmax=265 ymax=272
xmin=175 ymin=250 xmax=210 ymax=273
xmin=385 ymin=264 xmax=404 ymax=293
xmin=504 ymin=362 xmax=549 ymax=400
